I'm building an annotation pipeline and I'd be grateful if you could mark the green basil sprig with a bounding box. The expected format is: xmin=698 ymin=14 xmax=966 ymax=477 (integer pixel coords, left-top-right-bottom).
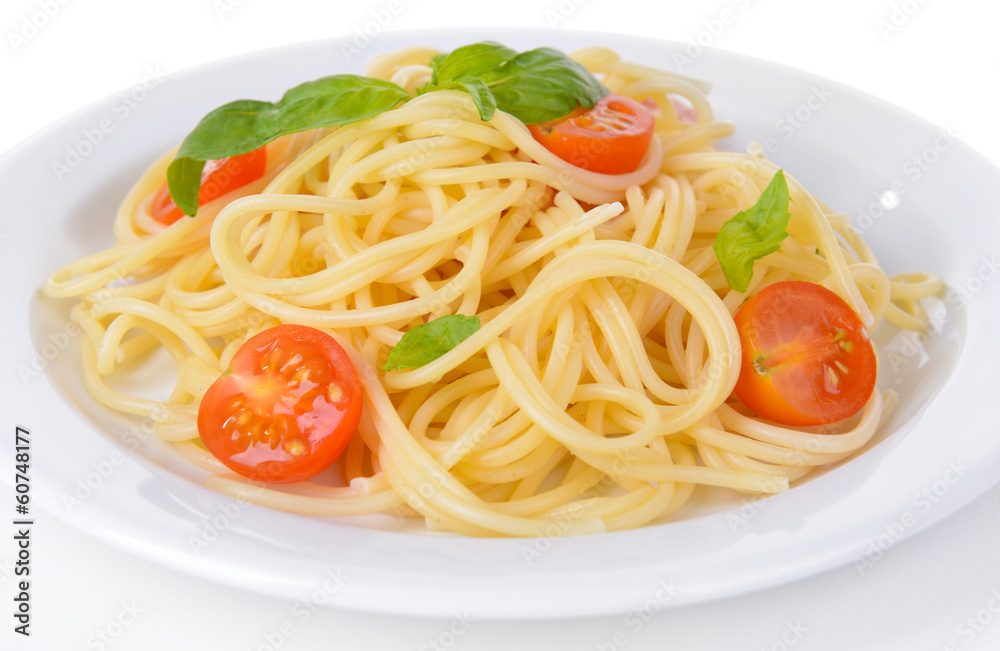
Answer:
xmin=166 ymin=42 xmax=609 ymax=216
xmin=166 ymin=75 xmax=409 ymax=216
xmin=382 ymin=315 xmax=481 ymax=372
xmin=422 ymin=41 xmax=608 ymax=124
xmin=712 ymin=170 xmax=792 ymax=293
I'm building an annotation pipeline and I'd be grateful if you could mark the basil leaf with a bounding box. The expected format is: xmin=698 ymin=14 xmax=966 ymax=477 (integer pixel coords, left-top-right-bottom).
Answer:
xmin=430 ymin=41 xmax=517 ymax=85
xmin=712 ymin=170 xmax=792 ymax=293
xmin=482 ymin=47 xmax=608 ymax=124
xmin=427 ymin=42 xmax=608 ymax=124
xmin=167 ymin=75 xmax=409 ymax=216
xmin=437 ymin=76 xmax=497 ymax=121
xmin=427 ymin=52 xmax=446 ymax=76
xmin=382 ymin=315 xmax=481 ymax=371
xmin=165 ymin=156 xmax=208 ymax=217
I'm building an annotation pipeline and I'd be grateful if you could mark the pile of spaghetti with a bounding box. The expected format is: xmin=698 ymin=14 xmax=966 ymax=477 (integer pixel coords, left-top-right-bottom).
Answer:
xmin=43 ymin=44 xmax=939 ymax=537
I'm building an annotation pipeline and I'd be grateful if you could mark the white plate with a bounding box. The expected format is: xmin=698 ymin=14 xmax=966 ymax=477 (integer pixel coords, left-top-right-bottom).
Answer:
xmin=3 ymin=29 xmax=999 ymax=619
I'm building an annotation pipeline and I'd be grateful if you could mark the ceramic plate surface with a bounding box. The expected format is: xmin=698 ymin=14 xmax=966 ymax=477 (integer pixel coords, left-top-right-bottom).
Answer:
xmin=2 ymin=29 xmax=999 ymax=619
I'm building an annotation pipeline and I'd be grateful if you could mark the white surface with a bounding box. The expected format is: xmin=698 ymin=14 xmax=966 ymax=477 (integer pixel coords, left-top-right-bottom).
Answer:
xmin=3 ymin=0 xmax=1000 ymax=649
xmin=12 ymin=27 xmax=999 ymax=621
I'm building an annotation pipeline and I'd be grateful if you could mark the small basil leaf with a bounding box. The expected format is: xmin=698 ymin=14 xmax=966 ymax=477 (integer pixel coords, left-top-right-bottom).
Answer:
xmin=382 ymin=315 xmax=481 ymax=371
xmin=712 ymin=170 xmax=792 ymax=293
xmin=167 ymin=75 xmax=409 ymax=216
xmin=428 ymin=52 xmax=446 ymax=81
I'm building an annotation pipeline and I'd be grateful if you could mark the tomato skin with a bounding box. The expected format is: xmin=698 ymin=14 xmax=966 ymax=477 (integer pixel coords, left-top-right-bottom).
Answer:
xmin=733 ymin=281 xmax=877 ymax=427
xmin=527 ymin=94 xmax=655 ymax=175
xmin=197 ymin=325 xmax=362 ymax=483
xmin=151 ymin=146 xmax=267 ymax=224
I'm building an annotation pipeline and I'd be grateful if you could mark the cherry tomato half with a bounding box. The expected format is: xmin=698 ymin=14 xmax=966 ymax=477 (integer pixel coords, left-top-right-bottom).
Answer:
xmin=197 ymin=325 xmax=362 ymax=483
xmin=151 ymin=146 xmax=267 ymax=225
xmin=527 ymin=94 xmax=655 ymax=175
xmin=733 ymin=281 xmax=877 ymax=427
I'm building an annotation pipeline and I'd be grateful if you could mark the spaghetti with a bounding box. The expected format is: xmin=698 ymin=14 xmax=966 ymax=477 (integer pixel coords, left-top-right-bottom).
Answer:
xmin=42 ymin=45 xmax=940 ymax=537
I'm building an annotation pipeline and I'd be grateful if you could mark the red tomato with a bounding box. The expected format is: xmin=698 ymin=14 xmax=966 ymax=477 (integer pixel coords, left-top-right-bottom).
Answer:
xmin=197 ymin=325 xmax=362 ymax=483
xmin=733 ymin=281 xmax=877 ymax=426
xmin=527 ymin=94 xmax=655 ymax=174
xmin=151 ymin=146 xmax=267 ymax=224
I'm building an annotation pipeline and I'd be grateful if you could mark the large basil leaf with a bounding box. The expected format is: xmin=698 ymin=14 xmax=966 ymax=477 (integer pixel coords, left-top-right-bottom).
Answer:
xmin=167 ymin=75 xmax=409 ymax=216
xmin=426 ymin=42 xmax=608 ymax=124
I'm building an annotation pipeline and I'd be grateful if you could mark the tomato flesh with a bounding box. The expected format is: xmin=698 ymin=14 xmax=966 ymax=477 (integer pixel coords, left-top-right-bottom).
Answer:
xmin=528 ymin=94 xmax=655 ymax=174
xmin=733 ymin=281 xmax=877 ymax=426
xmin=151 ymin=146 xmax=267 ymax=224
xmin=197 ymin=325 xmax=362 ymax=483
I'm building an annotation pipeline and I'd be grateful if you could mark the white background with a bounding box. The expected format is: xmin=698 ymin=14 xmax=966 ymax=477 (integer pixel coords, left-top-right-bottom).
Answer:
xmin=3 ymin=0 xmax=1000 ymax=649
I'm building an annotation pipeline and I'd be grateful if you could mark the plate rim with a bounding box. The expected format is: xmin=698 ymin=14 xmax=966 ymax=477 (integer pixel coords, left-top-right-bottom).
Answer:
xmin=5 ymin=27 xmax=1000 ymax=619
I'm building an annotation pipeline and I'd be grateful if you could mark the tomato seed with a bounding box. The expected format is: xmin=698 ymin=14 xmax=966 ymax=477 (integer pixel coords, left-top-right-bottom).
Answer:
xmin=267 ymin=346 xmax=283 ymax=370
xmin=826 ymin=366 xmax=840 ymax=390
xmin=284 ymin=439 xmax=306 ymax=456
